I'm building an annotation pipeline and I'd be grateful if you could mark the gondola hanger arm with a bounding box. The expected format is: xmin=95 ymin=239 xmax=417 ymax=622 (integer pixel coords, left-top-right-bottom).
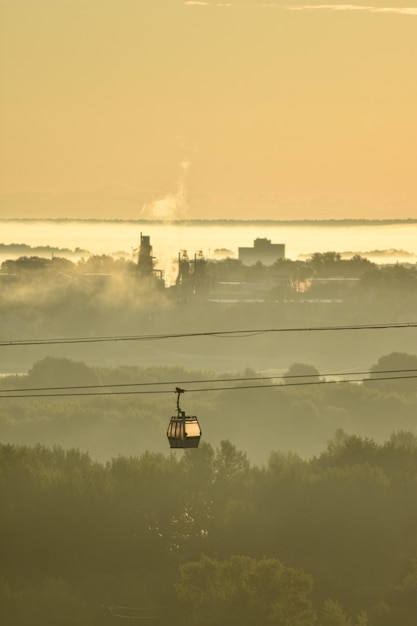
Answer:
xmin=175 ymin=387 xmax=185 ymax=416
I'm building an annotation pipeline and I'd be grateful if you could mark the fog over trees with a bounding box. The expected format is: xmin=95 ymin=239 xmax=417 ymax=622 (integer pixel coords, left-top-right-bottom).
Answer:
xmin=2 ymin=252 xmax=417 ymax=374
xmin=1 ymin=252 xmax=417 ymax=623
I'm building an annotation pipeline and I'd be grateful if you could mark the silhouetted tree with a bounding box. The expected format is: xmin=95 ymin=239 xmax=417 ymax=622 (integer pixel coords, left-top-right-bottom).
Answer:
xmin=283 ymin=362 xmax=321 ymax=384
xmin=367 ymin=352 xmax=417 ymax=395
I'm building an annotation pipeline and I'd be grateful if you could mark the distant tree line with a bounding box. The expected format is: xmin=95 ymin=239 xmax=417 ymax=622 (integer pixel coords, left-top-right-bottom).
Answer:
xmin=1 ymin=254 xmax=136 ymax=274
xmin=1 ymin=354 xmax=417 ymax=461
xmin=1 ymin=250 xmax=415 ymax=281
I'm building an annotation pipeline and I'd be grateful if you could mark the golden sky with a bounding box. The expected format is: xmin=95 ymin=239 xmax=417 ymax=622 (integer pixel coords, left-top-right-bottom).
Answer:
xmin=1 ymin=0 xmax=416 ymax=220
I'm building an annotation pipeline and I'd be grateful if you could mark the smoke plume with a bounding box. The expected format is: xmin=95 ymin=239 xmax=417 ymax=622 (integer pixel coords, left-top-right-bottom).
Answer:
xmin=141 ymin=161 xmax=191 ymax=221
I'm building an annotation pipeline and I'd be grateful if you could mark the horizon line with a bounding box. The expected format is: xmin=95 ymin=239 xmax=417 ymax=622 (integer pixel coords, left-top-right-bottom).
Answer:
xmin=1 ymin=217 xmax=417 ymax=226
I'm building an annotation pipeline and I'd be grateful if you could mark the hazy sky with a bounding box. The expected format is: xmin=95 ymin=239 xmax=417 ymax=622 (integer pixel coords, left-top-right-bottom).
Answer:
xmin=1 ymin=0 xmax=416 ymax=220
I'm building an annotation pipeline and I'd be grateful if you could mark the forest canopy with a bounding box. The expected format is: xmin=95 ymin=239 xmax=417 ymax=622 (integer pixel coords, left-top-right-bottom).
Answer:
xmin=0 ymin=435 xmax=416 ymax=625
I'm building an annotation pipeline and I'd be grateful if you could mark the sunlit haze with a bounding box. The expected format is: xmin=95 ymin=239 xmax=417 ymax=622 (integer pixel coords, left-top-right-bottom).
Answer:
xmin=1 ymin=0 xmax=416 ymax=220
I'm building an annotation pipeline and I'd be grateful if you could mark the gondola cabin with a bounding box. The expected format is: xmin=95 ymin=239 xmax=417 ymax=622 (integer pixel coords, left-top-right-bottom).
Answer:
xmin=167 ymin=413 xmax=201 ymax=448
xmin=167 ymin=388 xmax=202 ymax=449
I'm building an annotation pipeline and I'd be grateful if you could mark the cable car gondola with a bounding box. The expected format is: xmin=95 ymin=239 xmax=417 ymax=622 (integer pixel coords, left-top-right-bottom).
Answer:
xmin=167 ymin=387 xmax=201 ymax=448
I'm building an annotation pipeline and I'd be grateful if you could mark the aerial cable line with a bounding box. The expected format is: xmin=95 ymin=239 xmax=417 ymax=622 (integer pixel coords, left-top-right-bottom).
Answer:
xmin=1 ymin=321 xmax=417 ymax=347
xmin=1 ymin=368 xmax=417 ymax=395
xmin=1 ymin=372 xmax=417 ymax=399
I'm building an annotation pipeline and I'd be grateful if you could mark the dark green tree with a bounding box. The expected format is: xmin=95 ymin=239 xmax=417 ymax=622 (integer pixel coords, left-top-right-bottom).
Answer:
xmin=176 ymin=554 xmax=317 ymax=626
xmin=26 ymin=357 xmax=101 ymax=387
